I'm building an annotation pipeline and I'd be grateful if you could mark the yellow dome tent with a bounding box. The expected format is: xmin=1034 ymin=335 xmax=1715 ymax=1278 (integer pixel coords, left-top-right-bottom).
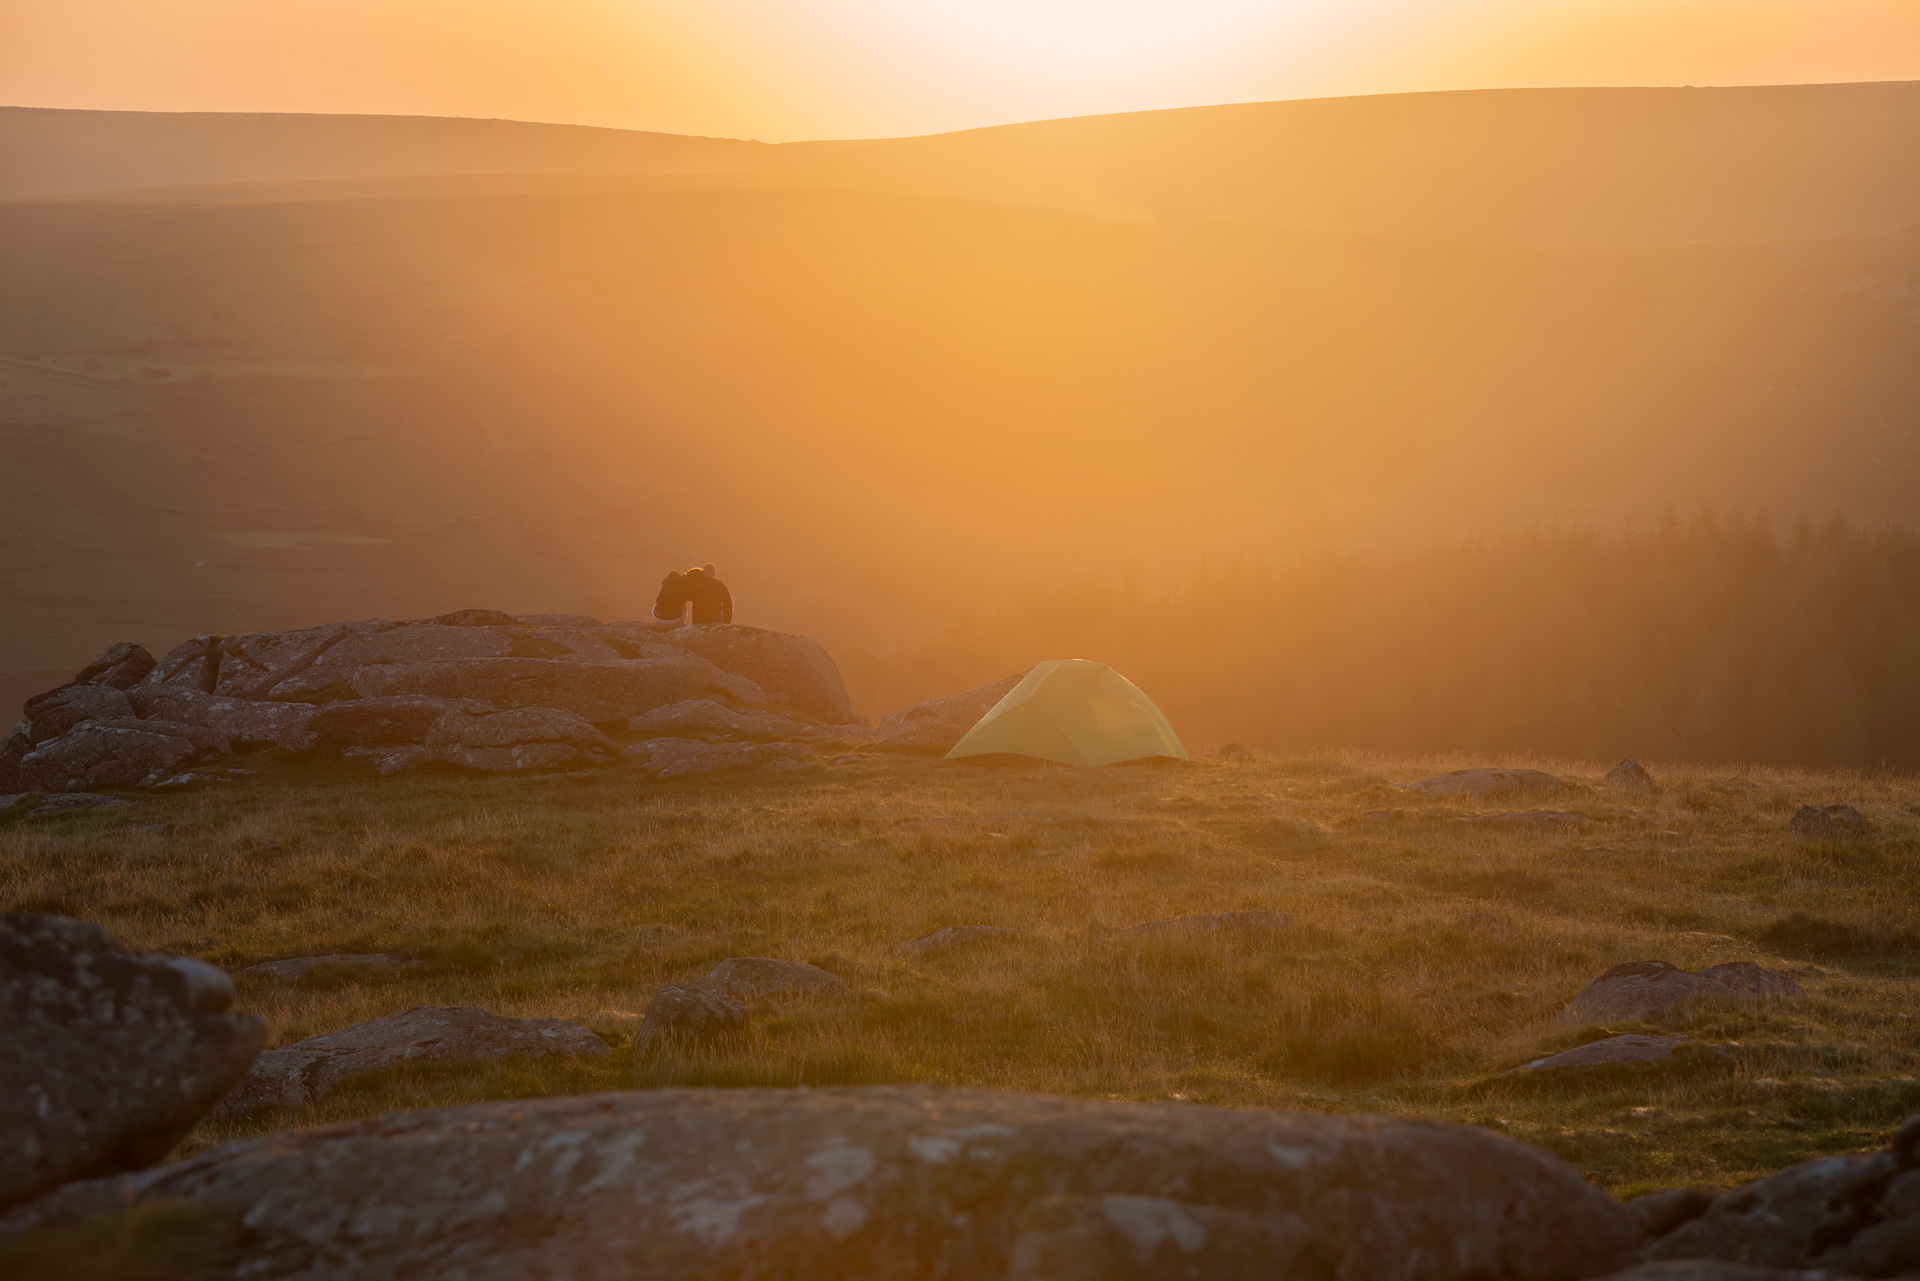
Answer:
xmin=944 ymin=659 xmax=1188 ymax=767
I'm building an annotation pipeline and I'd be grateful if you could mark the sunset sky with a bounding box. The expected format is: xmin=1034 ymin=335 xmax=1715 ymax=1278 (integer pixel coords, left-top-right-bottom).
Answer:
xmin=5 ymin=0 xmax=1920 ymax=140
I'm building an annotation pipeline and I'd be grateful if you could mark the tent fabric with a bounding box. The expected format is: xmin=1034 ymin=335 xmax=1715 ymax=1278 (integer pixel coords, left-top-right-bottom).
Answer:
xmin=944 ymin=659 xmax=1188 ymax=767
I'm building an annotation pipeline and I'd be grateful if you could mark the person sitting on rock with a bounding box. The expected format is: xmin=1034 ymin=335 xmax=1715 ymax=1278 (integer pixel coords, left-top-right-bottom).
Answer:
xmin=686 ymin=563 xmax=733 ymax=625
xmin=651 ymin=569 xmax=691 ymax=627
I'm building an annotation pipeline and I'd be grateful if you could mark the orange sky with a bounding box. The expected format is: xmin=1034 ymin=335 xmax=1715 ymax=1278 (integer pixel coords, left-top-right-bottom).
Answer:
xmin=4 ymin=0 xmax=1920 ymax=140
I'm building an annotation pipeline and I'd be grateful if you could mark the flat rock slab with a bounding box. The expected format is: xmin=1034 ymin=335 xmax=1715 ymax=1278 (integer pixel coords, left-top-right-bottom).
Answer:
xmin=1512 ymin=1034 xmax=1688 ymax=1073
xmin=706 ymin=957 xmax=847 ymax=1001
xmin=1399 ymin=768 xmax=1566 ymax=799
xmin=242 ymin=954 xmax=419 ymax=981
xmin=1564 ymin=960 xmax=1804 ymax=1024
xmin=0 ymin=914 xmax=263 ymax=1213
xmin=214 ymin=1005 xmax=608 ymax=1116
xmin=1118 ymin=910 xmax=1295 ymax=938
xmin=1642 ymin=1114 xmax=1920 ymax=1276
xmin=897 ymin=925 xmax=1027 ymax=958
xmin=0 ymin=792 xmax=133 ymax=817
xmin=4 ymin=1086 xmax=1639 ymax=1280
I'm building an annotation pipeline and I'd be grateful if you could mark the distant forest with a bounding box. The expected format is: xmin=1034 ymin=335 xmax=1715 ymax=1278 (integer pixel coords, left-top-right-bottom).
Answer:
xmin=842 ymin=514 xmax=1920 ymax=769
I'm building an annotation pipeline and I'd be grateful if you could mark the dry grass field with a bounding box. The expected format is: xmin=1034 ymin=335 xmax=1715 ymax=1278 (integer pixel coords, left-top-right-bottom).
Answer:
xmin=5 ymin=748 xmax=1919 ymax=1198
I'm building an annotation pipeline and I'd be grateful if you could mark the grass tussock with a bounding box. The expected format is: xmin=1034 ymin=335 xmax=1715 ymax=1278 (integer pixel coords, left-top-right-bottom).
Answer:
xmin=1 ymin=750 xmax=1918 ymax=1194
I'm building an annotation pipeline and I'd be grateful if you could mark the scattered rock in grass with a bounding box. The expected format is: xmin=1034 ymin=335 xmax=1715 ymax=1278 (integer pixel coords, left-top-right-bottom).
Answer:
xmin=896 ymin=925 xmax=1026 ymax=958
xmin=706 ymin=957 xmax=848 ymax=1002
xmin=1217 ymin=742 xmax=1254 ymax=760
xmin=71 ymin=643 xmax=157 ymax=691
xmin=0 ymin=792 xmax=134 ymax=817
xmin=627 ymin=698 xmax=819 ymax=743
xmin=1628 ymin=1187 xmax=1717 ymax=1241
xmin=1398 ymin=768 xmax=1565 ymax=800
xmin=1471 ymin=810 xmax=1587 ymax=829
xmin=1509 ymin=1034 xmax=1689 ymax=1074
xmin=0 ymin=913 xmax=264 ymax=1213
xmin=241 ymin=954 xmax=419 ymax=981
xmin=1118 ymin=910 xmax=1294 ymax=938
xmin=2 ymin=1086 xmax=1640 ymax=1280
xmin=622 ymin=737 xmax=814 ymax=779
xmin=632 ymin=982 xmax=749 ymax=1053
xmin=1605 ymin=759 xmax=1656 ymax=792
xmin=213 ymin=1006 xmax=609 ymax=1116
xmin=1789 ymin=805 xmax=1868 ymax=839
xmin=1640 ymin=1113 xmax=1920 ymax=1276
xmin=1563 ymin=960 xmax=1804 ymax=1024
xmin=869 ymin=675 xmax=1024 ymax=754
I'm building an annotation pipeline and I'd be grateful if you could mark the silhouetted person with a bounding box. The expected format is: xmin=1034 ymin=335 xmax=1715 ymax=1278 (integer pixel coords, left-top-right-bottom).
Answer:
xmin=686 ymin=563 xmax=733 ymax=625
xmin=651 ymin=569 xmax=690 ymax=626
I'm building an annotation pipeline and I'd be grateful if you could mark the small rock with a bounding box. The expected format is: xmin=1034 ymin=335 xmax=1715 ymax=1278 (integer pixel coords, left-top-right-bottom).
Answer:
xmin=632 ymin=982 xmax=748 ymax=1053
xmin=895 ymin=925 xmax=1026 ymax=958
xmin=1605 ymin=759 xmax=1656 ymax=791
xmin=215 ymin=1006 xmax=609 ymax=1116
xmin=706 ymin=957 xmax=848 ymax=1001
xmin=1399 ymin=768 xmax=1566 ymax=800
xmin=1510 ymin=1034 xmax=1688 ymax=1074
xmin=71 ymin=642 xmax=156 ymax=690
xmin=1217 ymin=742 xmax=1254 ymax=760
xmin=0 ymin=914 xmax=264 ymax=1212
xmin=1118 ymin=910 xmax=1294 ymax=938
xmin=1564 ymin=960 xmax=1804 ymax=1025
xmin=242 ymin=954 xmax=419 ymax=981
xmin=1789 ymin=805 xmax=1867 ymax=839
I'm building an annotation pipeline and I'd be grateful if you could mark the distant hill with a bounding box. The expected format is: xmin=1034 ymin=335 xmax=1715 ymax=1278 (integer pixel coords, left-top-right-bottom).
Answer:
xmin=10 ymin=83 xmax=1920 ymax=244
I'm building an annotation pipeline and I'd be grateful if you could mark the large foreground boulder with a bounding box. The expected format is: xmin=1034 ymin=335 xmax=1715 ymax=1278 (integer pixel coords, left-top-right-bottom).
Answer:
xmin=7 ymin=1087 xmax=1639 ymax=1279
xmin=1640 ymin=1115 xmax=1920 ymax=1276
xmin=215 ymin=1006 xmax=610 ymax=1117
xmin=654 ymin=624 xmax=857 ymax=724
xmin=1563 ymin=961 xmax=1804 ymax=1024
xmin=872 ymin=675 xmax=1025 ymax=754
xmin=0 ymin=914 xmax=264 ymax=1213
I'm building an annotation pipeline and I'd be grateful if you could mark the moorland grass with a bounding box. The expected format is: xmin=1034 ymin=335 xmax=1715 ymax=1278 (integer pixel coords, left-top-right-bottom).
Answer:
xmin=3 ymin=749 xmax=1918 ymax=1195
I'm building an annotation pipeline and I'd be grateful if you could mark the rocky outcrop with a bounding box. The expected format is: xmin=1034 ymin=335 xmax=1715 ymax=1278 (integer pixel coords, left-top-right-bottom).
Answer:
xmin=283 ymin=694 xmax=493 ymax=752
xmin=1117 ymin=910 xmax=1294 ymax=938
xmin=655 ymin=624 xmax=857 ymax=723
xmin=627 ymin=698 xmax=821 ymax=742
xmin=145 ymin=635 xmax=223 ymax=693
xmin=127 ymin=685 xmax=316 ymax=747
xmin=3 ymin=1086 xmax=1640 ymax=1280
xmin=18 ymin=718 xmax=227 ymax=792
xmin=632 ymin=982 xmax=750 ymax=1053
xmin=215 ymin=1006 xmax=609 ymax=1117
xmin=349 ymin=656 xmax=714 ymax=722
xmin=1399 ymin=768 xmax=1566 ymax=799
xmin=1509 ymin=1034 xmax=1688 ymax=1074
xmin=1564 ymin=961 xmax=1804 ymax=1025
xmin=871 ymin=675 xmax=1024 ymax=754
xmin=422 ymin=707 xmax=616 ymax=771
xmin=1790 ymin=805 xmax=1868 ymax=839
xmin=70 ymin=642 xmax=155 ymax=690
xmin=22 ymin=683 xmax=133 ymax=744
xmin=897 ymin=925 xmax=1025 ymax=958
xmin=1640 ymin=1115 xmax=1920 ymax=1276
xmin=0 ymin=914 xmax=263 ymax=1213
xmin=623 ymin=737 xmax=814 ymax=779
xmin=1606 ymin=759 xmax=1656 ymax=791
xmin=706 ymin=957 xmax=848 ymax=1001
